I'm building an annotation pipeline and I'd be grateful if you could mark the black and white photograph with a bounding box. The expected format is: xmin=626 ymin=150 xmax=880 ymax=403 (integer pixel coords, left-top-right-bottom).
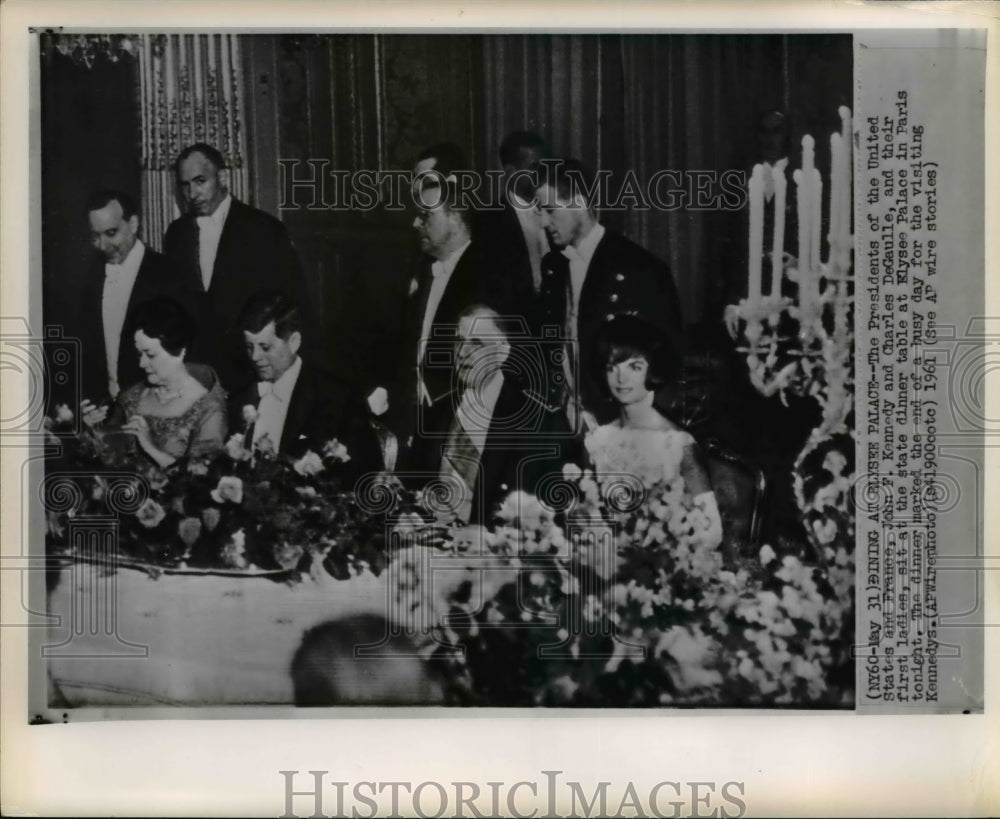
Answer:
xmin=36 ymin=29 xmax=858 ymax=711
xmin=1 ymin=1 xmax=994 ymax=816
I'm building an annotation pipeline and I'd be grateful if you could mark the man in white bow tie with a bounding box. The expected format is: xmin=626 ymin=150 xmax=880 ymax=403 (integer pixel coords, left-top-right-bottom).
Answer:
xmin=229 ymin=292 xmax=382 ymax=474
xmin=79 ymin=189 xmax=192 ymax=404
xmin=164 ymin=143 xmax=310 ymax=394
xmin=534 ymin=159 xmax=684 ymax=429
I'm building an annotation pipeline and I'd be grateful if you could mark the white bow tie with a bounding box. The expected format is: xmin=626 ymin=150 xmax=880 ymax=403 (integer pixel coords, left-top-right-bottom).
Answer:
xmin=196 ymin=216 xmax=216 ymax=230
xmin=105 ymin=264 xmax=124 ymax=278
xmin=258 ymin=381 xmax=283 ymax=400
xmin=562 ymin=245 xmax=581 ymax=263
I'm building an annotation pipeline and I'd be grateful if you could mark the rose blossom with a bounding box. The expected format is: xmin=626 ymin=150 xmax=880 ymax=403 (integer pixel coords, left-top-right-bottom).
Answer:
xmin=210 ymin=476 xmax=244 ymax=504
xmin=253 ymin=433 xmax=277 ymax=458
xmin=187 ymin=460 xmax=209 ymax=476
xmin=136 ymin=498 xmax=166 ymax=528
xmin=177 ymin=517 xmax=202 ymax=546
xmin=224 ymin=433 xmax=252 ymax=462
xmin=242 ymin=404 xmax=259 ymax=425
xmin=55 ymin=404 xmax=74 ymax=424
xmin=222 ymin=528 xmax=248 ymax=569
xmin=321 ymin=439 xmax=351 ymax=463
xmin=293 ymin=450 xmax=325 ymax=476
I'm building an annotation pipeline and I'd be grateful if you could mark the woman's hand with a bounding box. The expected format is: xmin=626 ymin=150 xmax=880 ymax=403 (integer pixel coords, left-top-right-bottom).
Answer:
xmin=121 ymin=414 xmax=154 ymax=450
xmin=122 ymin=413 xmax=176 ymax=468
xmin=79 ymin=399 xmax=109 ymax=428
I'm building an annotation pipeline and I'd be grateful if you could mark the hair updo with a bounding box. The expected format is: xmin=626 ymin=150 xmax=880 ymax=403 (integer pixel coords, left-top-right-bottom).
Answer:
xmin=132 ymin=297 xmax=196 ymax=357
xmin=591 ymin=313 xmax=679 ymax=396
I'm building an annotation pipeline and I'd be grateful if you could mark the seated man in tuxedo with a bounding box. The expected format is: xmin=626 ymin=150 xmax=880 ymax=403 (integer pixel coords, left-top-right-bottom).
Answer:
xmin=408 ymin=304 xmax=571 ymax=527
xmin=228 ymin=291 xmax=382 ymax=477
xmin=164 ymin=142 xmax=310 ymax=393
xmin=534 ymin=158 xmax=684 ymax=430
xmin=79 ymin=189 xmax=195 ymax=404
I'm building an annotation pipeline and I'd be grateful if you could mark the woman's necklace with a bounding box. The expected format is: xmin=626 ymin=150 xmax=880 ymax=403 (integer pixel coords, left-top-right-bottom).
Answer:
xmin=152 ymin=384 xmax=184 ymax=405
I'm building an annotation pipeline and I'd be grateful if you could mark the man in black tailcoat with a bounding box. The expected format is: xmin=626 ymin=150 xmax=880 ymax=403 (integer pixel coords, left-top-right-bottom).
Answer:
xmin=375 ymin=175 xmax=522 ymax=451
xmin=228 ymin=291 xmax=382 ymax=478
xmin=163 ymin=143 xmax=309 ymax=393
xmin=478 ymin=130 xmax=548 ymax=309
xmin=78 ymin=189 xmax=196 ymax=404
xmin=534 ymin=159 xmax=684 ymax=428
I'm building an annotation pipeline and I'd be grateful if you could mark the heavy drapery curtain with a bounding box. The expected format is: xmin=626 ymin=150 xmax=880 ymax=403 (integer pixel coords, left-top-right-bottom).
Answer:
xmin=137 ymin=34 xmax=250 ymax=251
xmin=480 ymin=35 xmax=835 ymax=327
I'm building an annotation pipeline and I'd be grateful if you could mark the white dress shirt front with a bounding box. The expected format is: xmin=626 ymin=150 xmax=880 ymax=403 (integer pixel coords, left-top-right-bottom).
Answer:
xmin=455 ymin=370 xmax=504 ymax=452
xmin=196 ymin=193 xmax=233 ymax=291
xmin=252 ymin=355 xmax=302 ymax=451
xmin=417 ymin=239 xmax=471 ymax=406
xmin=563 ymin=221 xmax=605 ymax=327
xmin=102 ymin=239 xmax=145 ymax=398
xmin=511 ymin=192 xmax=549 ymax=292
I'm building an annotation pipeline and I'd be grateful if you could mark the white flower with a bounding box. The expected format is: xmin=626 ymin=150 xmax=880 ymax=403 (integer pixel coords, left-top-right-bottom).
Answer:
xmin=293 ymin=450 xmax=325 ymax=475
xmin=759 ymin=543 xmax=777 ymax=566
xmin=295 ymin=485 xmax=318 ymax=500
xmin=562 ymin=462 xmax=582 ymax=481
xmin=224 ymin=433 xmax=252 ymax=462
xmin=55 ymin=404 xmax=74 ymax=424
xmin=222 ymin=528 xmax=248 ymax=569
xmin=210 ymin=476 xmax=244 ymax=504
xmin=242 ymin=404 xmax=259 ymax=425
xmin=253 ymin=433 xmax=277 ymax=459
xmin=366 ymin=387 xmax=389 ymax=417
xmin=135 ymin=498 xmax=166 ymax=528
xmin=321 ymin=439 xmax=351 ymax=463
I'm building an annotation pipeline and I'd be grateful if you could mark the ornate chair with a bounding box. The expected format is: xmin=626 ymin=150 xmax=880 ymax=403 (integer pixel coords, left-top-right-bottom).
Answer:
xmin=702 ymin=438 xmax=766 ymax=558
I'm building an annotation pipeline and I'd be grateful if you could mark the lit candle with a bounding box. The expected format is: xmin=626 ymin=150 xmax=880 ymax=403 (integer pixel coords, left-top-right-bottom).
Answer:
xmin=794 ymin=160 xmax=810 ymax=311
xmin=829 ymin=132 xmax=842 ymax=254
xmin=839 ymin=105 xmax=853 ymax=259
xmin=748 ymin=163 xmax=765 ymax=303
xmin=771 ymin=159 xmax=787 ymax=297
xmin=810 ymin=167 xmax=822 ymax=281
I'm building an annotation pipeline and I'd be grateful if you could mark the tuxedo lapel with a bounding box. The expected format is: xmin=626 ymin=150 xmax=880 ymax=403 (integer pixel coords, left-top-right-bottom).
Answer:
xmin=280 ymin=366 xmax=315 ymax=453
xmin=209 ymin=201 xmax=243 ymax=297
xmin=577 ymin=231 xmax=610 ymax=319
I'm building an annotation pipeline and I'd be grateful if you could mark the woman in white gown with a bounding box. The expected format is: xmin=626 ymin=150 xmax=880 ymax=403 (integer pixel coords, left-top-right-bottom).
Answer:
xmin=583 ymin=314 xmax=725 ymax=557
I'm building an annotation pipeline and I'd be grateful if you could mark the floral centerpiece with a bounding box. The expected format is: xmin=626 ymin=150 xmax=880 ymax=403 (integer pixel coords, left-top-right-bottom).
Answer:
xmin=43 ymin=407 xmax=407 ymax=579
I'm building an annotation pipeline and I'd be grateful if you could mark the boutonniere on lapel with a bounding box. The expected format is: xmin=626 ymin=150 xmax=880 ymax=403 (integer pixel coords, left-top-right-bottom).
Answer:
xmin=408 ymin=277 xmax=420 ymax=297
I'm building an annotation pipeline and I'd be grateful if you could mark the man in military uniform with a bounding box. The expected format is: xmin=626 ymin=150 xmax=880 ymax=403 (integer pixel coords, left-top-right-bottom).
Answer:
xmin=534 ymin=159 xmax=684 ymax=428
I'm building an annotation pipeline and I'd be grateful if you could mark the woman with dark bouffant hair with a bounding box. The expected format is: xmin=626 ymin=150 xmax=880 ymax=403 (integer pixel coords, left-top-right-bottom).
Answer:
xmin=80 ymin=297 xmax=227 ymax=468
xmin=584 ymin=313 xmax=723 ymax=551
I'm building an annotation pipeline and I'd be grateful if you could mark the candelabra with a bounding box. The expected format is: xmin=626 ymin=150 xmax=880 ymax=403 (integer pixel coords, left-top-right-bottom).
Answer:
xmin=729 ymin=107 xmax=855 ymax=557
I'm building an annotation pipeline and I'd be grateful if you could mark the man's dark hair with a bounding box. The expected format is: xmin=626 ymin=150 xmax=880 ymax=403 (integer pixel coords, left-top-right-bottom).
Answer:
xmin=498 ymin=130 xmax=546 ymax=167
xmin=85 ymin=189 xmax=139 ymax=221
xmin=291 ymin=614 xmax=442 ymax=706
xmin=415 ymin=141 xmax=468 ymax=177
xmin=132 ymin=297 xmax=197 ymax=357
xmin=534 ymin=158 xmax=596 ymax=206
xmin=590 ymin=313 xmax=679 ymax=396
xmin=413 ymin=176 xmax=473 ymax=232
xmin=238 ymin=290 xmax=303 ymax=340
xmin=175 ymin=142 xmax=227 ymax=174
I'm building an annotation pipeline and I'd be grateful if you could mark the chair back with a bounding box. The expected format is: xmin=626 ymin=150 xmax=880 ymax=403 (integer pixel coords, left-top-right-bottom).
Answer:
xmin=703 ymin=439 xmax=765 ymax=556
